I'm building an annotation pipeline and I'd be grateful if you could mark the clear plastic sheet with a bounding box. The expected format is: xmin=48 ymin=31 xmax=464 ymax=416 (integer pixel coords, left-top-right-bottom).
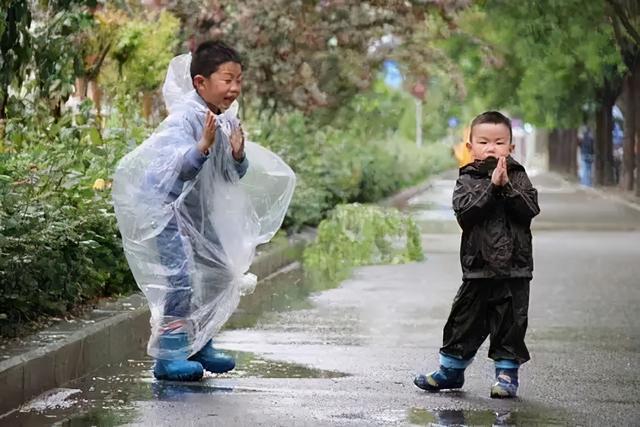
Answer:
xmin=112 ymin=55 xmax=295 ymax=359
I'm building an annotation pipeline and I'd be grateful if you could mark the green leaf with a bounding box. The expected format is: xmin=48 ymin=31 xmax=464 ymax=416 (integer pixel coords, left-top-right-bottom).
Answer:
xmin=88 ymin=127 xmax=102 ymax=145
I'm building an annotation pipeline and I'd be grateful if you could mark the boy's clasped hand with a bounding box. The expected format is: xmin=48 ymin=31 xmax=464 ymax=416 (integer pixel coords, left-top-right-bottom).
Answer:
xmin=491 ymin=156 xmax=509 ymax=187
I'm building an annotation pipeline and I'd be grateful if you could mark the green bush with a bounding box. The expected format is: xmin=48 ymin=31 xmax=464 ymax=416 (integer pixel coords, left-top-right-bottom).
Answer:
xmin=251 ymin=85 xmax=456 ymax=230
xmin=0 ymin=102 xmax=140 ymax=336
xmin=303 ymin=204 xmax=424 ymax=284
xmin=106 ymin=10 xmax=181 ymax=94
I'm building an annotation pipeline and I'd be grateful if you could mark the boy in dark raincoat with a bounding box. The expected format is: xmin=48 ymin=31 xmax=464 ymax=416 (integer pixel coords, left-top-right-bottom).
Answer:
xmin=414 ymin=111 xmax=540 ymax=398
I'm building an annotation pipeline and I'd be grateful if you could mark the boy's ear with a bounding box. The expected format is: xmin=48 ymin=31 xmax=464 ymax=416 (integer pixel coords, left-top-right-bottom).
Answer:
xmin=193 ymin=74 xmax=206 ymax=89
xmin=466 ymin=141 xmax=472 ymax=151
xmin=509 ymin=143 xmax=514 ymax=153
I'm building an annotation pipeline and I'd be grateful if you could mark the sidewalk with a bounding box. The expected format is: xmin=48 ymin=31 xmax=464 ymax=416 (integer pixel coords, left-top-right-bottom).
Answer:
xmin=530 ymin=172 xmax=640 ymax=230
xmin=3 ymin=171 xmax=640 ymax=425
xmin=0 ymin=176 xmax=434 ymax=418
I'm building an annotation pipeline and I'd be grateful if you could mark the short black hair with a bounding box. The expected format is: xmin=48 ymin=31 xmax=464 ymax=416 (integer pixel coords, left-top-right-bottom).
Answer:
xmin=190 ymin=40 xmax=243 ymax=80
xmin=469 ymin=111 xmax=513 ymax=143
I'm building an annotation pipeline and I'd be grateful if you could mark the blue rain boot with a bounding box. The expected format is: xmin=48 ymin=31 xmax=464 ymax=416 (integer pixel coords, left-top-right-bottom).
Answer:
xmin=189 ymin=339 xmax=235 ymax=373
xmin=153 ymin=333 xmax=204 ymax=381
xmin=490 ymin=367 xmax=519 ymax=398
xmin=414 ymin=365 xmax=465 ymax=391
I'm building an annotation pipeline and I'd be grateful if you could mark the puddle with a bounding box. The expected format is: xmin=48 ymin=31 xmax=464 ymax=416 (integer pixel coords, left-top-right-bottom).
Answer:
xmin=408 ymin=407 xmax=571 ymax=426
xmin=19 ymin=388 xmax=82 ymax=413
xmin=227 ymin=350 xmax=348 ymax=379
xmin=224 ymin=264 xmax=343 ymax=330
xmin=1 ymin=348 xmax=347 ymax=426
xmin=2 ymin=407 xmax=138 ymax=427
xmin=53 ymin=409 xmax=138 ymax=427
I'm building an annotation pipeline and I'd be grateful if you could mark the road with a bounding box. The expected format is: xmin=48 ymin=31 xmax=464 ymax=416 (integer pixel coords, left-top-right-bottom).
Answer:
xmin=5 ymin=172 xmax=640 ymax=426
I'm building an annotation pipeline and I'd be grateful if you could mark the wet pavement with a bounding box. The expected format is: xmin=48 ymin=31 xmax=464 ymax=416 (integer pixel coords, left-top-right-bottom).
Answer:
xmin=2 ymin=172 xmax=640 ymax=426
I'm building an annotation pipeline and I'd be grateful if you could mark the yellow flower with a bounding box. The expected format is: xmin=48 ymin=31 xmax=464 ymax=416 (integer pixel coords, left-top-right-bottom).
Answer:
xmin=93 ymin=178 xmax=106 ymax=191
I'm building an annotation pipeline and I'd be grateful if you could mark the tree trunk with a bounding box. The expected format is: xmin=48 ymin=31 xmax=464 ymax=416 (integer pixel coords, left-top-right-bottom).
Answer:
xmin=566 ymin=128 xmax=578 ymax=178
xmin=622 ymin=71 xmax=636 ymax=191
xmin=548 ymin=129 xmax=559 ymax=172
xmin=636 ymin=68 xmax=640 ymax=198
xmin=75 ymin=76 xmax=88 ymax=99
xmin=52 ymin=100 xmax=62 ymax=119
xmin=547 ymin=128 xmax=578 ymax=177
xmin=142 ymin=92 xmax=154 ymax=121
xmin=595 ymin=98 xmax=615 ymax=186
xmin=0 ymin=93 xmax=6 ymax=140
xmin=88 ymin=79 xmax=102 ymax=116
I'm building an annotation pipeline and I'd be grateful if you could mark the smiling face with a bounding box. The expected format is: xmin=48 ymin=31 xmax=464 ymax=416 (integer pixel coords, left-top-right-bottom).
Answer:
xmin=193 ymin=61 xmax=243 ymax=112
xmin=467 ymin=122 xmax=513 ymax=161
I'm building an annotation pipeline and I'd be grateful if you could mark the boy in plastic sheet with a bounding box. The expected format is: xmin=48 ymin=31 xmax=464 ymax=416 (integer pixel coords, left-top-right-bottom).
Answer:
xmin=111 ymin=41 xmax=295 ymax=381
xmin=413 ymin=111 xmax=540 ymax=398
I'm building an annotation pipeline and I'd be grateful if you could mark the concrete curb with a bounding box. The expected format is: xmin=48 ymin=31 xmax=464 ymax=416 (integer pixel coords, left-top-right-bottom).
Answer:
xmin=380 ymin=175 xmax=443 ymax=210
xmin=543 ymin=171 xmax=640 ymax=212
xmin=584 ymin=184 xmax=640 ymax=213
xmin=0 ymin=230 xmax=315 ymax=416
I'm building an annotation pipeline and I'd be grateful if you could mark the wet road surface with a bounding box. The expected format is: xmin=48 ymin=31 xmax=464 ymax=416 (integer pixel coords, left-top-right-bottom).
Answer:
xmin=4 ymin=172 xmax=640 ymax=426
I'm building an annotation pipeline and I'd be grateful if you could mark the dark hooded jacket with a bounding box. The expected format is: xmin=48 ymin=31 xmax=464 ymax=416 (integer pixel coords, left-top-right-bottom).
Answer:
xmin=452 ymin=156 xmax=540 ymax=279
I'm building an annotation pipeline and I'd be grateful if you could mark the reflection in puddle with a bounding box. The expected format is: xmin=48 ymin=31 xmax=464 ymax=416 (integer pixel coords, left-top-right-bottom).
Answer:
xmin=53 ymin=408 xmax=138 ymax=427
xmin=2 ymin=349 xmax=347 ymax=426
xmin=227 ymin=350 xmax=349 ymax=379
xmin=19 ymin=388 xmax=82 ymax=413
xmin=225 ymin=264 xmax=342 ymax=330
xmin=408 ymin=407 xmax=570 ymax=426
xmin=149 ymin=381 xmax=237 ymax=400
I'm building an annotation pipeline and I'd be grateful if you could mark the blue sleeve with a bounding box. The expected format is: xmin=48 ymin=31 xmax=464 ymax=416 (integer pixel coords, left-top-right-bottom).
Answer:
xmin=179 ymin=145 xmax=208 ymax=181
xmin=174 ymin=112 xmax=209 ymax=181
xmin=234 ymin=155 xmax=249 ymax=179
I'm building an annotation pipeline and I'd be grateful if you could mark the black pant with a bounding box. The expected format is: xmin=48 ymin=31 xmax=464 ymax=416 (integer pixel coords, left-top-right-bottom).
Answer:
xmin=440 ymin=278 xmax=530 ymax=365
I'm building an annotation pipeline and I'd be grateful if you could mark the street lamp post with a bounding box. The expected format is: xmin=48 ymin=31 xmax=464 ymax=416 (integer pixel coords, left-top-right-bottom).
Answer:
xmin=411 ymin=80 xmax=426 ymax=148
xmin=415 ymin=98 xmax=423 ymax=148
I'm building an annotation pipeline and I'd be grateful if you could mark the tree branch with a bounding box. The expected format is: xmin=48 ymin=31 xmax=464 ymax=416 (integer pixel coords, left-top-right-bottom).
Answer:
xmin=607 ymin=0 xmax=640 ymax=47
xmin=610 ymin=9 xmax=633 ymax=65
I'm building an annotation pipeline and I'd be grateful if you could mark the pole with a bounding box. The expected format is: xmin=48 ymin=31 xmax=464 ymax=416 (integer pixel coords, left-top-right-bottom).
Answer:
xmin=415 ymin=98 xmax=423 ymax=148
